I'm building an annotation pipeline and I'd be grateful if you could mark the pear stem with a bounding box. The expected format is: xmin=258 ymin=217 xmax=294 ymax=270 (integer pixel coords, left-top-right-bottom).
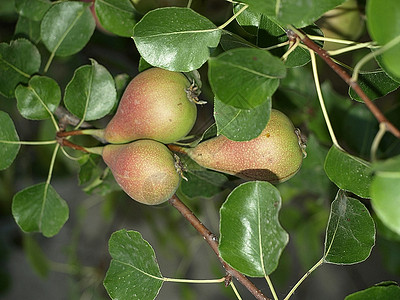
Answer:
xmin=56 ymin=138 xmax=104 ymax=156
xmin=56 ymin=128 xmax=105 ymax=140
xmin=168 ymin=195 xmax=270 ymax=300
xmin=167 ymin=144 xmax=189 ymax=155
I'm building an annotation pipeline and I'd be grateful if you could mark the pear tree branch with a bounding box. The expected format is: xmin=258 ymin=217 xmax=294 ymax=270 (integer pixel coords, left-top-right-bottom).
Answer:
xmin=287 ymin=27 xmax=400 ymax=140
xmin=168 ymin=195 xmax=270 ymax=300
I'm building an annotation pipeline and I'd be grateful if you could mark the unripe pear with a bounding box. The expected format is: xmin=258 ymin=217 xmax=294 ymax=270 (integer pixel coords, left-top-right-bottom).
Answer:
xmin=185 ymin=109 xmax=304 ymax=183
xmin=318 ymin=0 xmax=364 ymax=51
xmin=102 ymin=140 xmax=180 ymax=205
xmin=104 ymin=67 xmax=197 ymax=144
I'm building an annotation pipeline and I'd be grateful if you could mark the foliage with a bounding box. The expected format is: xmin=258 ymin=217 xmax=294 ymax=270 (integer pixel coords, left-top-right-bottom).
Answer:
xmin=0 ymin=0 xmax=399 ymax=299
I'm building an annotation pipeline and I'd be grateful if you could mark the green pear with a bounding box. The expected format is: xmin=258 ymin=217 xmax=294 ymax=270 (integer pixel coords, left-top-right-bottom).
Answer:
xmin=318 ymin=0 xmax=365 ymax=51
xmin=185 ymin=109 xmax=304 ymax=183
xmin=102 ymin=139 xmax=180 ymax=205
xmin=103 ymin=67 xmax=197 ymax=144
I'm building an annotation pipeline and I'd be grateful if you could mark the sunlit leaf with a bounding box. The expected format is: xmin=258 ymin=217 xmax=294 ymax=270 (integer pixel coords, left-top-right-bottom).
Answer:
xmin=41 ymin=1 xmax=95 ymax=56
xmin=0 ymin=39 xmax=40 ymax=98
xmin=371 ymin=156 xmax=400 ymax=235
xmin=208 ymin=48 xmax=286 ymax=109
xmin=324 ymin=191 xmax=375 ymax=264
xmin=345 ymin=281 xmax=400 ymax=300
xmin=214 ymin=96 xmax=271 ymax=141
xmin=133 ymin=7 xmax=221 ymax=72
xmin=0 ymin=111 xmax=20 ymax=170
xmin=95 ymin=0 xmax=138 ymax=37
xmin=64 ymin=59 xmax=117 ymax=121
xmin=349 ymin=71 xmax=399 ymax=102
xmin=367 ymin=0 xmax=400 ymax=78
xmin=104 ymin=229 xmax=163 ymax=300
xmin=15 ymin=75 xmax=61 ymax=120
xmin=12 ymin=182 xmax=69 ymax=237
xmin=219 ymin=181 xmax=288 ymax=277
xmin=324 ymin=146 xmax=373 ymax=198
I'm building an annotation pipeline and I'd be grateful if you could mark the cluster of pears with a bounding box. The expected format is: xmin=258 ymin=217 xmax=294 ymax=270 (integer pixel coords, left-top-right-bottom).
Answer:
xmin=89 ymin=67 xmax=197 ymax=205
xmin=80 ymin=67 xmax=304 ymax=205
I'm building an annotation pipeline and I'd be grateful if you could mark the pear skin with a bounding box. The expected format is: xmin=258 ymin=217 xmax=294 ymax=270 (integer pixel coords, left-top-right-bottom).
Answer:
xmin=186 ymin=109 xmax=304 ymax=183
xmin=102 ymin=140 xmax=180 ymax=205
xmin=104 ymin=67 xmax=197 ymax=144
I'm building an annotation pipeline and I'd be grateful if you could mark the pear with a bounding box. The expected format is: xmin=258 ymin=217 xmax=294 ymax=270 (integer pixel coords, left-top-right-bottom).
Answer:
xmin=185 ymin=109 xmax=304 ymax=183
xmin=103 ymin=67 xmax=197 ymax=144
xmin=102 ymin=139 xmax=180 ymax=205
xmin=318 ymin=0 xmax=365 ymax=51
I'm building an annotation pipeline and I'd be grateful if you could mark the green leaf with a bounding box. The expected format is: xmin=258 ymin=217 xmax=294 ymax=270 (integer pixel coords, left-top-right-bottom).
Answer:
xmin=133 ymin=7 xmax=221 ymax=72
xmin=371 ymin=159 xmax=400 ymax=235
xmin=208 ymin=48 xmax=286 ymax=109
xmin=14 ymin=15 xmax=41 ymax=44
xmin=219 ymin=181 xmax=288 ymax=277
xmin=349 ymin=71 xmax=399 ymax=102
xmin=219 ymin=31 xmax=255 ymax=51
xmin=41 ymin=1 xmax=95 ymax=57
xmin=12 ymin=182 xmax=69 ymax=237
xmin=78 ymin=154 xmax=102 ymax=185
xmin=324 ymin=146 xmax=373 ymax=198
xmin=0 ymin=38 xmax=41 ymax=98
xmin=367 ymin=0 xmax=400 ymax=78
xmin=214 ymin=96 xmax=271 ymax=141
xmin=233 ymin=5 xmax=322 ymax=67
xmin=179 ymin=155 xmax=229 ymax=199
xmin=22 ymin=234 xmax=50 ymax=278
xmin=324 ymin=191 xmax=375 ymax=264
xmin=238 ymin=0 xmax=345 ymax=27
xmin=281 ymin=134 xmax=332 ymax=196
xmin=0 ymin=111 xmax=20 ymax=170
xmin=95 ymin=0 xmax=138 ymax=37
xmin=15 ymin=75 xmax=61 ymax=120
xmin=104 ymin=229 xmax=163 ymax=300
xmin=15 ymin=0 xmax=51 ymax=21
xmin=345 ymin=282 xmax=400 ymax=300
xmin=180 ymin=170 xmax=229 ymax=199
xmin=64 ymin=59 xmax=117 ymax=121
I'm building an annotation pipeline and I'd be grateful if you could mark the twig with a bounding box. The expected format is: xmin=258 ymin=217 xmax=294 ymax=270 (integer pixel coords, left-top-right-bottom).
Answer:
xmin=55 ymin=106 xmax=94 ymax=131
xmin=168 ymin=195 xmax=270 ymax=300
xmin=287 ymin=28 xmax=400 ymax=140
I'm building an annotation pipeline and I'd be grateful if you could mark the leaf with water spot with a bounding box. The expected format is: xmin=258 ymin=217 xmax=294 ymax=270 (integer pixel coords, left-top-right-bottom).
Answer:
xmin=219 ymin=181 xmax=288 ymax=277
xmin=104 ymin=229 xmax=163 ymax=300
xmin=12 ymin=182 xmax=69 ymax=237
xmin=324 ymin=191 xmax=375 ymax=264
